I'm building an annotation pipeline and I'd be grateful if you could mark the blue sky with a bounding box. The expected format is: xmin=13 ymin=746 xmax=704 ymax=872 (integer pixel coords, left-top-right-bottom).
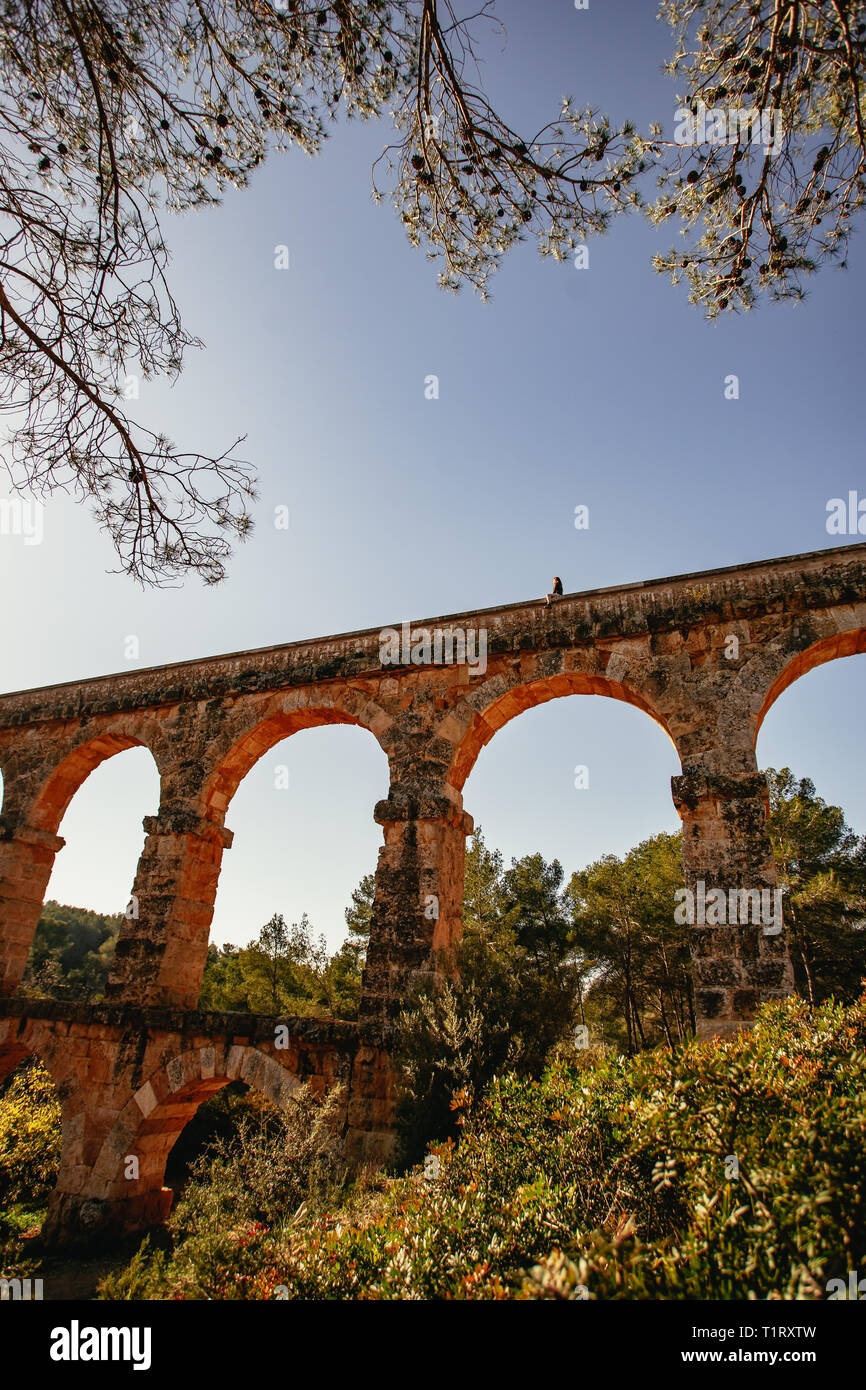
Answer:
xmin=1 ymin=0 xmax=864 ymax=952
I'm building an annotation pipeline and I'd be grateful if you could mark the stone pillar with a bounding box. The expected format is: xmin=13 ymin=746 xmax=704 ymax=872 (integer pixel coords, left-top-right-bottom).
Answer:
xmin=106 ymin=807 xmax=233 ymax=1009
xmin=0 ymin=825 xmax=65 ymax=995
xmin=345 ymin=1039 xmax=399 ymax=1169
xmin=672 ymin=769 xmax=794 ymax=1039
xmin=359 ymin=789 xmax=473 ymax=1022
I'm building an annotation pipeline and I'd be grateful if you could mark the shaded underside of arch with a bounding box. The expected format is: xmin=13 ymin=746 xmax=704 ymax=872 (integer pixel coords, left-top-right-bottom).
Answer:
xmin=0 ymin=1027 xmax=79 ymax=1113
xmin=0 ymin=1036 xmax=33 ymax=1086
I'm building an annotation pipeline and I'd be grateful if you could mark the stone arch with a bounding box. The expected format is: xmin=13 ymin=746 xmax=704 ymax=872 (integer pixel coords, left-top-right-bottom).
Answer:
xmin=89 ymin=1044 xmax=310 ymax=1228
xmin=443 ymin=667 xmax=678 ymax=793
xmin=701 ymin=617 xmax=866 ymax=767
xmin=753 ymin=626 xmax=866 ymax=745
xmin=0 ymin=728 xmax=164 ymax=999
xmin=199 ymin=687 xmax=394 ymax=822
xmin=28 ymin=724 xmax=164 ymax=836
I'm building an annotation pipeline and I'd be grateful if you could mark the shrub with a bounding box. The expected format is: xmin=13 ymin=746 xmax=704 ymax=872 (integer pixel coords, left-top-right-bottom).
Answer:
xmin=0 ymin=1058 xmax=61 ymax=1211
xmin=101 ymin=996 xmax=866 ymax=1300
xmin=101 ymin=1085 xmax=344 ymax=1300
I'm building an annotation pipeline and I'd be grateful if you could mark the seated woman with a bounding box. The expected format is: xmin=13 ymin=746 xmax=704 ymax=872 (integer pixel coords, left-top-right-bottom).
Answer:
xmin=544 ymin=576 xmax=564 ymax=607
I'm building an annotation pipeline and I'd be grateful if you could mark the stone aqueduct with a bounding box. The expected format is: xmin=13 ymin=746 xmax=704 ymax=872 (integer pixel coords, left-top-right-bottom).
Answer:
xmin=1 ymin=542 xmax=865 ymax=1243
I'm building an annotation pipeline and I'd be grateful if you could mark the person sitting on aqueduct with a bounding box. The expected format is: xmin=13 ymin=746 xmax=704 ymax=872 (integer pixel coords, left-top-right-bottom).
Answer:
xmin=545 ymin=576 xmax=564 ymax=607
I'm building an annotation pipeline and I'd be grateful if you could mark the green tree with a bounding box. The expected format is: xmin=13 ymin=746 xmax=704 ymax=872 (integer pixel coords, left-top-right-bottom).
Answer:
xmin=396 ymin=832 xmax=588 ymax=1161
xmin=200 ymin=912 xmax=329 ymax=1015
xmin=198 ymin=941 xmax=249 ymax=1012
xmin=766 ymin=767 xmax=866 ymax=1005
xmin=462 ymin=828 xmax=505 ymax=933
xmin=343 ymin=872 xmax=374 ymax=948
xmin=567 ymin=833 xmax=691 ymax=1054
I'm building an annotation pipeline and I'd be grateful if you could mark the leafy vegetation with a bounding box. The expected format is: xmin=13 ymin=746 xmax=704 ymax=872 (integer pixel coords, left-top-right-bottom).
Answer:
xmin=99 ymin=995 xmax=866 ymax=1300
xmin=20 ymin=902 xmax=121 ymax=1002
xmin=102 ymin=1085 xmax=343 ymax=1301
xmin=0 ymin=1058 xmax=61 ymax=1254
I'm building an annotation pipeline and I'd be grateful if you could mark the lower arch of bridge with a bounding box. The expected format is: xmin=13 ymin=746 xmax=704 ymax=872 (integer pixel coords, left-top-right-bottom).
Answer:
xmin=59 ymin=1045 xmax=309 ymax=1239
xmin=447 ymin=671 xmax=676 ymax=793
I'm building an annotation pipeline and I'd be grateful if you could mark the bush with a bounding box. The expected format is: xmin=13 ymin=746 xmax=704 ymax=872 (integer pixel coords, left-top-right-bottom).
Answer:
xmin=100 ymin=1085 xmax=344 ymax=1300
xmin=0 ymin=1058 xmax=61 ymax=1212
xmin=101 ymin=995 xmax=866 ymax=1300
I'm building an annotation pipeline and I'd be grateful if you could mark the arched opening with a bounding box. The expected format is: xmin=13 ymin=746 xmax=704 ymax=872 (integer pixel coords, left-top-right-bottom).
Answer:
xmin=755 ymin=640 xmax=866 ymax=1007
xmin=98 ymin=1045 xmax=321 ymax=1232
xmin=755 ymin=629 xmax=866 ymax=742
xmin=202 ymin=718 xmax=389 ymax=1017
xmin=448 ymin=671 xmax=675 ymax=794
xmin=163 ymin=1078 xmax=284 ymax=1199
xmin=22 ymin=743 xmax=160 ymax=1001
xmin=29 ymin=732 xmax=149 ymax=834
xmin=453 ymin=675 xmax=680 ymax=860
xmin=449 ymin=679 xmax=685 ymax=1057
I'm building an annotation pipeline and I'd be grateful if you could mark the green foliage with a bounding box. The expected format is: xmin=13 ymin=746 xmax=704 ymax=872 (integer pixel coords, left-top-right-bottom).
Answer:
xmin=766 ymin=767 xmax=866 ymax=1005
xmin=197 ymin=907 xmax=366 ymax=1020
xmin=567 ymin=831 xmax=692 ymax=1053
xmin=199 ymin=913 xmax=329 ymax=1015
xmin=21 ymin=901 xmax=121 ymax=1002
xmin=394 ymin=830 xmax=590 ymax=1163
xmin=101 ymin=996 xmax=866 ymax=1300
xmin=0 ymin=1059 xmax=61 ymax=1212
xmin=344 ymin=873 xmax=374 ymax=944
